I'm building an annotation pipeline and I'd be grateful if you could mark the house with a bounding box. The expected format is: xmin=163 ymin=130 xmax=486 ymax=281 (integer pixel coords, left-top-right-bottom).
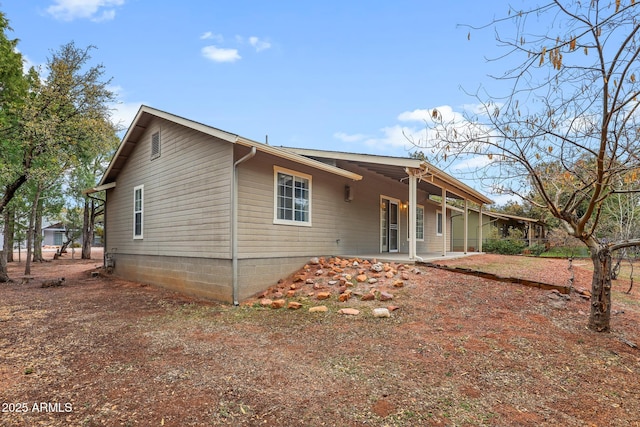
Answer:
xmin=88 ymin=106 xmax=494 ymax=304
xmin=41 ymin=222 xmax=67 ymax=247
xmin=451 ymin=208 xmax=546 ymax=252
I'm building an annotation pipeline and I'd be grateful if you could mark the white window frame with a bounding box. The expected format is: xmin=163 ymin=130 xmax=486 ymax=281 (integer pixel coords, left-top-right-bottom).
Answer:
xmin=133 ymin=185 xmax=144 ymax=239
xmin=407 ymin=204 xmax=425 ymax=241
xmin=436 ymin=210 xmax=443 ymax=236
xmin=273 ymin=166 xmax=312 ymax=227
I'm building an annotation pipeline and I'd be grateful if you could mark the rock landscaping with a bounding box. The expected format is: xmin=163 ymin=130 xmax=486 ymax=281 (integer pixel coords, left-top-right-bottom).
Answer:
xmin=246 ymin=257 xmax=422 ymax=316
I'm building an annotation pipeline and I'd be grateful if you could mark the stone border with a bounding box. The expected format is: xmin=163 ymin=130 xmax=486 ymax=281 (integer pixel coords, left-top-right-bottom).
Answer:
xmin=418 ymin=261 xmax=570 ymax=295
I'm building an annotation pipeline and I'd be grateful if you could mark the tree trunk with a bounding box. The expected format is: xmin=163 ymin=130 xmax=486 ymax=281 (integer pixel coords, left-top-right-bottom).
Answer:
xmin=24 ymin=186 xmax=41 ymax=276
xmin=5 ymin=207 xmax=14 ymax=263
xmin=32 ymin=198 xmax=43 ymax=262
xmin=81 ymin=198 xmax=93 ymax=259
xmin=0 ymin=209 xmax=9 ymax=281
xmin=588 ymin=246 xmax=612 ymax=332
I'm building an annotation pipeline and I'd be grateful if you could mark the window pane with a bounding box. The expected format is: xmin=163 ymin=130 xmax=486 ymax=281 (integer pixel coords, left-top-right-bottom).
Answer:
xmin=416 ymin=206 xmax=424 ymax=240
xmin=276 ymin=171 xmax=310 ymax=223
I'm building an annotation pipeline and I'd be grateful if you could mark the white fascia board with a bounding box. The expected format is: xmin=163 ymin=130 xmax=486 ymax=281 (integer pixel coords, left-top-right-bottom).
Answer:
xmin=83 ymin=182 xmax=116 ymax=195
xmin=285 ymin=147 xmax=423 ymax=168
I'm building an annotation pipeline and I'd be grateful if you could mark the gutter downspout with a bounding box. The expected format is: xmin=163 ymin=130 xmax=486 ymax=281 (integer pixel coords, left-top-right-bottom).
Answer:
xmin=232 ymin=146 xmax=256 ymax=306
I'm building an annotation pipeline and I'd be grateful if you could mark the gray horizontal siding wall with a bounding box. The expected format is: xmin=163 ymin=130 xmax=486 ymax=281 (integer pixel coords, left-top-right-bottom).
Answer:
xmin=106 ymin=117 xmax=233 ymax=259
xmin=235 ymin=152 xmax=450 ymax=259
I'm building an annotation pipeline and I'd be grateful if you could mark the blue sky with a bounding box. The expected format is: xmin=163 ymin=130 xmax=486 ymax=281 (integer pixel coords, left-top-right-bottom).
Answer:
xmin=3 ymin=0 xmax=521 ymax=203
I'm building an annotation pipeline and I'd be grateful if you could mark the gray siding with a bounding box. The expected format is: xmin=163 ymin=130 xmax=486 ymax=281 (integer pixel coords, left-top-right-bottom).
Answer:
xmin=105 ymin=117 xmax=233 ymax=259
xmin=235 ymin=152 xmax=450 ymax=258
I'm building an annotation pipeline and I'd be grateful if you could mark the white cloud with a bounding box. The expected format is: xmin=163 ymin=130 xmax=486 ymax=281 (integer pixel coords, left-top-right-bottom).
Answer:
xmin=397 ymin=108 xmax=431 ymax=122
xmin=333 ymin=132 xmax=368 ymax=143
xmin=200 ymin=32 xmax=224 ymax=43
xmin=201 ymin=45 xmax=241 ymax=63
xmin=46 ymin=0 xmax=125 ymax=22
xmin=362 ymin=125 xmax=422 ymax=153
xmin=109 ymin=101 xmax=143 ymax=133
xmin=249 ymin=36 xmax=271 ymax=52
xmin=450 ymin=155 xmax=495 ymax=171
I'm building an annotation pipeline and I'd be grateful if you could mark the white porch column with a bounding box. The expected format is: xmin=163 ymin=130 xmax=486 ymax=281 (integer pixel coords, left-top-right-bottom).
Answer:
xmin=478 ymin=204 xmax=483 ymax=252
xmin=408 ymin=172 xmax=417 ymax=260
xmin=463 ymin=199 xmax=468 ymax=254
xmin=441 ymin=188 xmax=447 ymax=257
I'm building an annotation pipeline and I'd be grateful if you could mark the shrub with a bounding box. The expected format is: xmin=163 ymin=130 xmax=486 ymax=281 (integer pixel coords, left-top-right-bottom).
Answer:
xmin=527 ymin=243 xmax=547 ymax=256
xmin=483 ymin=227 xmax=527 ymax=255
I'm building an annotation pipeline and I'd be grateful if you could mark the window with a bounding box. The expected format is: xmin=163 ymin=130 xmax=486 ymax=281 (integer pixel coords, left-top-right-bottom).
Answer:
xmin=407 ymin=205 xmax=425 ymax=241
xmin=436 ymin=210 xmax=443 ymax=236
xmin=151 ymin=131 xmax=161 ymax=160
xmin=133 ymin=185 xmax=144 ymax=239
xmin=274 ymin=167 xmax=311 ymax=226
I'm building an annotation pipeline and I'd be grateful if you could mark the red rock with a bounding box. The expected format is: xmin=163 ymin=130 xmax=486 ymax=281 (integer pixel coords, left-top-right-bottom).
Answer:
xmin=287 ymin=301 xmax=303 ymax=310
xmin=272 ymin=291 xmax=284 ymax=298
xmin=356 ymin=274 xmax=367 ymax=282
xmin=271 ymin=299 xmax=286 ymax=309
xmin=361 ymin=293 xmax=375 ymax=301
xmin=309 ymin=305 xmax=328 ymax=313
xmin=401 ymin=272 xmax=410 ymax=281
xmin=286 ymin=290 xmax=296 ymax=298
xmin=259 ymin=298 xmax=273 ymax=307
xmin=316 ymin=292 xmax=331 ymax=300
xmin=379 ymin=291 xmax=394 ymax=301
xmin=387 ymin=305 xmax=400 ymax=312
xmin=290 ymin=284 xmax=297 ymax=290
xmin=339 ymin=291 xmax=352 ymax=302
xmin=393 ymin=280 xmax=404 ymax=288
xmin=338 ymin=308 xmax=359 ymax=315
xmin=385 ymin=271 xmax=394 ymax=279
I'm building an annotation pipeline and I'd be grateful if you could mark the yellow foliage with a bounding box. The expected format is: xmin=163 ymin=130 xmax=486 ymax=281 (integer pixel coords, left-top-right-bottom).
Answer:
xmin=570 ymin=38 xmax=576 ymax=51
xmin=616 ymin=0 xmax=621 ymax=12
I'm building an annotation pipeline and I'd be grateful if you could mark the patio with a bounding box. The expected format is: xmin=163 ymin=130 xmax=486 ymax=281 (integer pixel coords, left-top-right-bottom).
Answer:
xmin=343 ymin=251 xmax=484 ymax=264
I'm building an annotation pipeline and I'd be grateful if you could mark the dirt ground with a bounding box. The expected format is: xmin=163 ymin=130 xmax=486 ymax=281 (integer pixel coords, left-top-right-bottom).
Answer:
xmin=1 ymin=251 xmax=639 ymax=426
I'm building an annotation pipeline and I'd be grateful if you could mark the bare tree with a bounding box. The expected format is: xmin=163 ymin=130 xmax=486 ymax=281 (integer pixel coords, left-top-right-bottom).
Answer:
xmin=420 ymin=1 xmax=640 ymax=332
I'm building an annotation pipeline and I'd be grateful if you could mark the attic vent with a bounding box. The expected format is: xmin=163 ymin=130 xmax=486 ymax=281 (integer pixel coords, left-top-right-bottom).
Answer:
xmin=151 ymin=131 xmax=161 ymax=160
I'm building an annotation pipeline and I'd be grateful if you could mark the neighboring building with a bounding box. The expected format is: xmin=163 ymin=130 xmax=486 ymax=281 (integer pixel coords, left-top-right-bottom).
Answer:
xmin=89 ymin=106 xmax=494 ymax=304
xmin=42 ymin=222 xmax=67 ymax=247
xmin=451 ymin=208 xmax=546 ymax=252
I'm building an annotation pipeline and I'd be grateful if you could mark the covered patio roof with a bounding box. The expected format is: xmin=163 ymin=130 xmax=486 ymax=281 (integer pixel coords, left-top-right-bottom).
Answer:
xmin=283 ymin=147 xmax=493 ymax=206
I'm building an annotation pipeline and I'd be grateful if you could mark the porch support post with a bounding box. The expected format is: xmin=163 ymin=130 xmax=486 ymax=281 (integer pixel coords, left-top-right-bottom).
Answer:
xmin=408 ymin=171 xmax=417 ymax=260
xmin=441 ymin=187 xmax=447 ymax=257
xmin=528 ymin=222 xmax=533 ymax=246
xmin=478 ymin=204 xmax=483 ymax=252
xmin=463 ymin=199 xmax=468 ymax=254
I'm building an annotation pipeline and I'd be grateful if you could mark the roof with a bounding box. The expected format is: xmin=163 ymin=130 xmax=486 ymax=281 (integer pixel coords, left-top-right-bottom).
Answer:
xmin=97 ymin=106 xmax=492 ymax=206
xmin=99 ymin=105 xmax=362 ymax=186
xmin=449 ymin=204 xmax=544 ymax=224
xmin=284 ymin=147 xmax=493 ymax=206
